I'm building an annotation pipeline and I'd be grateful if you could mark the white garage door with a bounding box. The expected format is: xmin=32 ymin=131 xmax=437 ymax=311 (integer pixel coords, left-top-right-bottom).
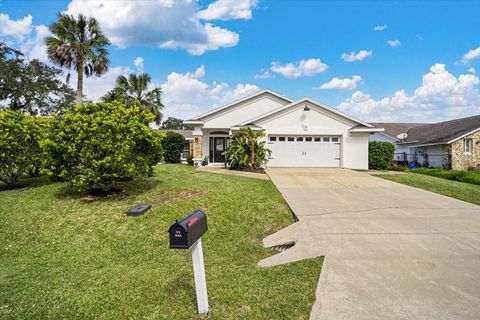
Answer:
xmin=267 ymin=135 xmax=341 ymax=167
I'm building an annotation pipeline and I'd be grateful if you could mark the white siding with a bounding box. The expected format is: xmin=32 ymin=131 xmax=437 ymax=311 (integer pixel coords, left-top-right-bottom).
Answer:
xmin=257 ymin=105 xmax=369 ymax=169
xmin=416 ymin=145 xmax=445 ymax=168
xmin=343 ymin=133 xmax=370 ymax=169
xmin=369 ymin=132 xmax=396 ymax=143
xmin=202 ymin=95 xmax=288 ymax=129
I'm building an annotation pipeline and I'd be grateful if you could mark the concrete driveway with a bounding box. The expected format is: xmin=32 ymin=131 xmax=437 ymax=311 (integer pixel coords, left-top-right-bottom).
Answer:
xmin=260 ymin=168 xmax=480 ymax=320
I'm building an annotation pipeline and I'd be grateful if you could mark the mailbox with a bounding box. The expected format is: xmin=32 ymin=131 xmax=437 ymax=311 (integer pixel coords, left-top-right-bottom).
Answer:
xmin=169 ymin=210 xmax=208 ymax=249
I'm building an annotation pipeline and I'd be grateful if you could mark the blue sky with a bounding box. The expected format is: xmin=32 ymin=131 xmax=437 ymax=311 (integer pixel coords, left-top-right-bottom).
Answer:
xmin=1 ymin=0 xmax=480 ymax=122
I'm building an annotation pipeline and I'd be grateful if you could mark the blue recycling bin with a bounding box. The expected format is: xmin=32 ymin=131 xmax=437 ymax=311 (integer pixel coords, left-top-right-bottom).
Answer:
xmin=408 ymin=163 xmax=416 ymax=170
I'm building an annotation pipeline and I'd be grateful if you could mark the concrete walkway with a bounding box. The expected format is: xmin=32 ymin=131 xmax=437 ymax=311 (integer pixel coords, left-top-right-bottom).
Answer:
xmin=260 ymin=168 xmax=480 ymax=320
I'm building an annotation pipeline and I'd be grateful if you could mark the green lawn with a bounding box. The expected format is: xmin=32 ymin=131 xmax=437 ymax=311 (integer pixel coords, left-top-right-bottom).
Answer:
xmin=0 ymin=164 xmax=321 ymax=319
xmin=378 ymin=172 xmax=480 ymax=205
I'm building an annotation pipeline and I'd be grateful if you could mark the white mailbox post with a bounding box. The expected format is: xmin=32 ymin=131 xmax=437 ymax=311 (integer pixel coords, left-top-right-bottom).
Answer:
xmin=191 ymin=238 xmax=208 ymax=314
xmin=168 ymin=210 xmax=209 ymax=315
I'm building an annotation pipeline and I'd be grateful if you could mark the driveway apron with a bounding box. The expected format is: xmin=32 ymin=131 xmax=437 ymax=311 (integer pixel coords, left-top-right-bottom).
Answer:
xmin=260 ymin=168 xmax=480 ymax=320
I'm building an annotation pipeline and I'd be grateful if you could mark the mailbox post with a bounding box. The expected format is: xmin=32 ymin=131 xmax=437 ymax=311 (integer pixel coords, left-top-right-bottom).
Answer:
xmin=168 ymin=210 xmax=209 ymax=314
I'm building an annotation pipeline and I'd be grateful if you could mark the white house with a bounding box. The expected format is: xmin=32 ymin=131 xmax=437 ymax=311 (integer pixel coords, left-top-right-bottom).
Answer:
xmin=184 ymin=90 xmax=383 ymax=169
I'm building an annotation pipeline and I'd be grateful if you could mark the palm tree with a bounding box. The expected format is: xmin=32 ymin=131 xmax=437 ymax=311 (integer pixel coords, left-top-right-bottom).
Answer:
xmin=45 ymin=13 xmax=110 ymax=106
xmin=102 ymin=73 xmax=164 ymax=124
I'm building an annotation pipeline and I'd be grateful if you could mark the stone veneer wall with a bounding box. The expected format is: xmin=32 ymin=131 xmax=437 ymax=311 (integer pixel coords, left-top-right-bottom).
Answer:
xmin=192 ymin=135 xmax=203 ymax=159
xmin=451 ymin=130 xmax=480 ymax=170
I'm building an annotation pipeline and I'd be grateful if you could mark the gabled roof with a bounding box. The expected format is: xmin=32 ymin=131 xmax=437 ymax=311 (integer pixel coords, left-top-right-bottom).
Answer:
xmin=186 ymin=89 xmax=292 ymax=122
xmin=370 ymin=123 xmax=427 ymax=140
xmin=400 ymin=115 xmax=480 ymax=145
xmin=238 ymin=97 xmax=374 ymax=128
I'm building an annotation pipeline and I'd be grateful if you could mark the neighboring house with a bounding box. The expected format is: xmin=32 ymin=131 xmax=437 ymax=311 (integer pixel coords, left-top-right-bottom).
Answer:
xmin=369 ymin=123 xmax=427 ymax=163
xmin=156 ymin=129 xmax=193 ymax=162
xmin=371 ymin=115 xmax=480 ymax=170
xmin=184 ymin=89 xmax=383 ymax=169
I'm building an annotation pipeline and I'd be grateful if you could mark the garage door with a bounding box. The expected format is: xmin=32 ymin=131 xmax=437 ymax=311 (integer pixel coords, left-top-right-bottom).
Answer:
xmin=267 ymin=136 xmax=341 ymax=167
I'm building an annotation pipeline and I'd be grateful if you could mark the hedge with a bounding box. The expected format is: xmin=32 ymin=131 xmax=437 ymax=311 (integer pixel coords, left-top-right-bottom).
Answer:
xmin=369 ymin=141 xmax=395 ymax=170
xmin=161 ymin=132 xmax=185 ymax=163
xmin=413 ymin=168 xmax=480 ymax=186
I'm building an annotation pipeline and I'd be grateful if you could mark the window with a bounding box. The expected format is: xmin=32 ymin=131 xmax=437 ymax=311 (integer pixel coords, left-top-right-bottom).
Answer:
xmin=297 ymin=137 xmax=303 ymax=142
xmin=305 ymin=137 xmax=312 ymax=142
xmin=279 ymin=137 xmax=286 ymax=142
xmin=323 ymin=137 xmax=330 ymax=142
xmin=288 ymin=137 xmax=295 ymax=142
xmin=269 ymin=136 xmax=277 ymax=142
xmin=464 ymin=138 xmax=473 ymax=154
xmin=182 ymin=141 xmax=191 ymax=159
xmin=314 ymin=137 xmax=321 ymax=142
xmin=331 ymin=137 xmax=339 ymax=142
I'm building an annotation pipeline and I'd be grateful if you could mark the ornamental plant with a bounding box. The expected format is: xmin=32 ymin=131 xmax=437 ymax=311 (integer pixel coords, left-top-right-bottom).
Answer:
xmin=161 ymin=131 xmax=185 ymax=163
xmin=42 ymin=101 xmax=162 ymax=193
xmin=368 ymin=141 xmax=395 ymax=170
xmin=224 ymin=127 xmax=271 ymax=170
xmin=0 ymin=110 xmax=45 ymax=187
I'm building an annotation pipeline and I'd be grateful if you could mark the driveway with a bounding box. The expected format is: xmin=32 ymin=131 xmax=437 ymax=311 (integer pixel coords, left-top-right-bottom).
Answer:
xmin=260 ymin=168 xmax=480 ymax=320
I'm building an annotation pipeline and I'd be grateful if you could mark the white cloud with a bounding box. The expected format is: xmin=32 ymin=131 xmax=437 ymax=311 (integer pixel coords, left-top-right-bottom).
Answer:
xmin=337 ymin=63 xmax=480 ymax=122
xmin=0 ymin=13 xmax=32 ymax=40
xmin=19 ymin=24 xmax=49 ymax=62
xmin=197 ymin=0 xmax=258 ymax=20
xmin=269 ymin=58 xmax=328 ymax=79
xmin=254 ymin=69 xmax=273 ymax=79
xmin=469 ymin=67 xmax=476 ymax=74
xmin=387 ymin=39 xmax=401 ymax=47
xmin=341 ymin=50 xmax=372 ymax=62
xmin=68 ymin=66 xmax=133 ymax=102
xmin=373 ymin=25 xmax=387 ymax=31
xmin=134 ymin=57 xmax=144 ymax=73
xmin=65 ymin=0 xmax=241 ymax=55
xmin=461 ymin=46 xmax=480 ymax=64
xmin=162 ymin=65 xmax=259 ymax=119
xmin=317 ymin=75 xmax=362 ymax=90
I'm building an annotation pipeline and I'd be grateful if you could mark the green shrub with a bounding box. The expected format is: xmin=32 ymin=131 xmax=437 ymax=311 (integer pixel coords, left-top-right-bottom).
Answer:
xmin=42 ymin=101 xmax=162 ymax=192
xmin=186 ymin=155 xmax=194 ymax=166
xmin=26 ymin=116 xmax=50 ymax=177
xmin=369 ymin=141 xmax=395 ymax=170
xmin=161 ymin=132 xmax=185 ymax=163
xmin=413 ymin=168 xmax=480 ymax=186
xmin=0 ymin=110 xmax=46 ymax=187
xmin=224 ymin=128 xmax=271 ymax=170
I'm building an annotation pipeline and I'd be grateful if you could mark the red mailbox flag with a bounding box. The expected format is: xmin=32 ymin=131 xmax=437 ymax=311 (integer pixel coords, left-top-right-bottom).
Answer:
xmin=187 ymin=216 xmax=199 ymax=227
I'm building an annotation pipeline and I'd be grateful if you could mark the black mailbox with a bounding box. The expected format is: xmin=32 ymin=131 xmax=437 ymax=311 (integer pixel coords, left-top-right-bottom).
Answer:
xmin=168 ymin=210 xmax=208 ymax=249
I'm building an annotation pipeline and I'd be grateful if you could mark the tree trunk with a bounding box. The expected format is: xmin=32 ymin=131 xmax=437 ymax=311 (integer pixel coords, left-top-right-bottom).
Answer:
xmin=76 ymin=61 xmax=84 ymax=106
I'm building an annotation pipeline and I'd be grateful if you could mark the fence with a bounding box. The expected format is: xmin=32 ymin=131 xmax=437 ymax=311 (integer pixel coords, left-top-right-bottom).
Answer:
xmin=393 ymin=152 xmax=451 ymax=169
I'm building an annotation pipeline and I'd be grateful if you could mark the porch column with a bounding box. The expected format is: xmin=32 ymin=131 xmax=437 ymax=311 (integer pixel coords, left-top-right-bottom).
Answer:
xmin=192 ymin=126 xmax=204 ymax=165
xmin=193 ymin=135 xmax=203 ymax=159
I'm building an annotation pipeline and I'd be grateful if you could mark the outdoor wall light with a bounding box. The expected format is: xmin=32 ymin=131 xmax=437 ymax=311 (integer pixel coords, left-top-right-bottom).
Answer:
xmin=304 ymin=105 xmax=310 ymax=111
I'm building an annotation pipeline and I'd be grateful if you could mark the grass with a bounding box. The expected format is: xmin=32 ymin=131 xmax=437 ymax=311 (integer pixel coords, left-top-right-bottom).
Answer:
xmin=0 ymin=164 xmax=321 ymax=319
xmin=378 ymin=172 xmax=480 ymax=205
xmin=412 ymin=168 xmax=480 ymax=185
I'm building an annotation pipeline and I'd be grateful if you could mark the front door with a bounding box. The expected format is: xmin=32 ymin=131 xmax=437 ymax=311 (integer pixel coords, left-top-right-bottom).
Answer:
xmin=209 ymin=137 xmax=230 ymax=163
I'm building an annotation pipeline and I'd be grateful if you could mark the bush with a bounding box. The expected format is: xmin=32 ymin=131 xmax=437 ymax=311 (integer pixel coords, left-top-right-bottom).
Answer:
xmin=413 ymin=168 xmax=480 ymax=186
xmin=42 ymin=101 xmax=162 ymax=192
xmin=0 ymin=110 xmax=46 ymax=187
xmin=224 ymin=128 xmax=271 ymax=170
xmin=162 ymin=132 xmax=185 ymax=163
xmin=369 ymin=141 xmax=395 ymax=170
xmin=186 ymin=155 xmax=194 ymax=166
xmin=26 ymin=116 xmax=50 ymax=177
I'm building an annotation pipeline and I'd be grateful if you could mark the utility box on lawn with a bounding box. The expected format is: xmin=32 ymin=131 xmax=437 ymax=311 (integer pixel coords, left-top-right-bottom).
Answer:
xmin=168 ymin=210 xmax=208 ymax=249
